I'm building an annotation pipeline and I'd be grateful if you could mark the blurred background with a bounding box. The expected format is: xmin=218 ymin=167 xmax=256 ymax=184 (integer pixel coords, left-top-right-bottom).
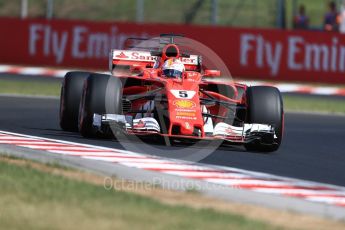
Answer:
xmin=1 ymin=0 xmax=344 ymax=30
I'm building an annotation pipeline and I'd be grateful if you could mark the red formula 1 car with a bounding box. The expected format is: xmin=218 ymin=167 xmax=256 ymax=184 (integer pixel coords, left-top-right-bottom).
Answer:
xmin=59 ymin=34 xmax=284 ymax=152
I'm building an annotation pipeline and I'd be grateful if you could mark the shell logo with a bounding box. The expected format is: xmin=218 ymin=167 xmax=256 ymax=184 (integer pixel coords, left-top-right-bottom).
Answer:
xmin=173 ymin=100 xmax=196 ymax=109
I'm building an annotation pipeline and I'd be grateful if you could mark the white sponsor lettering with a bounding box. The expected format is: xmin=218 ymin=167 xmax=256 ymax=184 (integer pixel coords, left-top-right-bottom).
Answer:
xmin=288 ymin=36 xmax=303 ymax=70
xmin=240 ymin=33 xmax=282 ymax=76
xmin=288 ymin=35 xmax=345 ymax=72
xmin=179 ymin=56 xmax=197 ymax=65
xmin=241 ymin=33 xmax=345 ymax=75
xmin=305 ymin=43 xmax=329 ymax=71
xmin=240 ymin=34 xmax=254 ymax=66
xmin=28 ymin=23 xmax=149 ymax=64
xmin=29 ymin=24 xmax=43 ymax=56
xmin=72 ymin=26 xmax=87 ymax=58
xmin=265 ymin=42 xmax=282 ymax=75
xmin=112 ymin=50 xmax=198 ymax=65
xmin=29 ymin=24 xmax=68 ymax=64
xmin=132 ymin=51 xmax=158 ymax=61
xmin=53 ymin=31 xmax=68 ymax=64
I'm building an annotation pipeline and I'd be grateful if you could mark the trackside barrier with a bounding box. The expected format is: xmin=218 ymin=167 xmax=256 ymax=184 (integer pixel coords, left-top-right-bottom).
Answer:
xmin=1 ymin=17 xmax=345 ymax=84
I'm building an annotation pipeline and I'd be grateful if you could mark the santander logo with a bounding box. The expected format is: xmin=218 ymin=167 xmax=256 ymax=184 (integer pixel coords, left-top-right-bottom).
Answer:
xmin=116 ymin=52 xmax=129 ymax=59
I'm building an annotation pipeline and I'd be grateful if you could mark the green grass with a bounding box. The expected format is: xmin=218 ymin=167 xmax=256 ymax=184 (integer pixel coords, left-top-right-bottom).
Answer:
xmin=0 ymin=78 xmax=61 ymax=96
xmin=0 ymin=0 xmax=336 ymax=29
xmin=0 ymin=158 xmax=276 ymax=230
xmin=283 ymin=95 xmax=345 ymax=114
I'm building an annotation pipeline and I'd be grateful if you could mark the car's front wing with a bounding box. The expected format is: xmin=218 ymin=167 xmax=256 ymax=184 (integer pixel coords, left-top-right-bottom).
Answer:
xmin=93 ymin=114 xmax=276 ymax=145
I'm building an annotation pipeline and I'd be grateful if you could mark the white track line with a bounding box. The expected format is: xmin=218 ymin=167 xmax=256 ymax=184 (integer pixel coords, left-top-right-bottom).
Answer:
xmin=1 ymin=130 xmax=345 ymax=208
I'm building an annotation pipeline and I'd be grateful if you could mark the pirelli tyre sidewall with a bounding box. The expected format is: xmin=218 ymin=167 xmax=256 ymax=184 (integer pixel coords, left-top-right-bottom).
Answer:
xmin=245 ymin=86 xmax=284 ymax=152
xmin=59 ymin=71 xmax=91 ymax=131
xmin=78 ymin=73 xmax=122 ymax=138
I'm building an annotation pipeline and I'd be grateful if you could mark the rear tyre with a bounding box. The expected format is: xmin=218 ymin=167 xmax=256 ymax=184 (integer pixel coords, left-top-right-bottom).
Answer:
xmin=59 ymin=71 xmax=91 ymax=131
xmin=244 ymin=86 xmax=284 ymax=152
xmin=78 ymin=74 xmax=122 ymax=138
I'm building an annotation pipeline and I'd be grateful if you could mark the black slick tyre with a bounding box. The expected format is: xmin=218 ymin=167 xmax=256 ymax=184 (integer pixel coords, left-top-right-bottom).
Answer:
xmin=59 ymin=71 xmax=91 ymax=131
xmin=78 ymin=74 xmax=122 ymax=138
xmin=244 ymin=86 xmax=284 ymax=152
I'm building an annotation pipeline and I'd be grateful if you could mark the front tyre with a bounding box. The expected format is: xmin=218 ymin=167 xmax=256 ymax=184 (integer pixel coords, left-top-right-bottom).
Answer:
xmin=244 ymin=86 xmax=284 ymax=152
xmin=79 ymin=74 xmax=123 ymax=138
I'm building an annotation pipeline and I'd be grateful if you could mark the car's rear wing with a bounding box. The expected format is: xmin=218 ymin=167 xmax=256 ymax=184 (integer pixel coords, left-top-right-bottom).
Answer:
xmin=109 ymin=49 xmax=201 ymax=72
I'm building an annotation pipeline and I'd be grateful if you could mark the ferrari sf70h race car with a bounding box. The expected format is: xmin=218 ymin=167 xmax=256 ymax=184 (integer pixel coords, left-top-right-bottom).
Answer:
xmin=59 ymin=34 xmax=284 ymax=152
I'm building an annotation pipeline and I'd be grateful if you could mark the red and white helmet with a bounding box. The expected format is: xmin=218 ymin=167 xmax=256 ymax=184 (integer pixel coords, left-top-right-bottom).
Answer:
xmin=162 ymin=58 xmax=185 ymax=78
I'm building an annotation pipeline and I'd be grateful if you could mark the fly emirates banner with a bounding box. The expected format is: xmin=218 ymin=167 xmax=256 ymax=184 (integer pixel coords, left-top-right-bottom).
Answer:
xmin=1 ymin=17 xmax=345 ymax=84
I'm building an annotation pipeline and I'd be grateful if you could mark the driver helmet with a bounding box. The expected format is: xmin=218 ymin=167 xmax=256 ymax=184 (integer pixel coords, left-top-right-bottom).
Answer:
xmin=162 ymin=58 xmax=185 ymax=78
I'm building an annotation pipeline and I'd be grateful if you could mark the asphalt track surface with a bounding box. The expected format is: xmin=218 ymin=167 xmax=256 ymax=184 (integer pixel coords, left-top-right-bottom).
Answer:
xmin=1 ymin=74 xmax=345 ymax=187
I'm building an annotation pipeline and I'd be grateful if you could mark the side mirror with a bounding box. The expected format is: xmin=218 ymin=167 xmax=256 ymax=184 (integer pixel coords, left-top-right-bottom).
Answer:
xmin=204 ymin=70 xmax=221 ymax=77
